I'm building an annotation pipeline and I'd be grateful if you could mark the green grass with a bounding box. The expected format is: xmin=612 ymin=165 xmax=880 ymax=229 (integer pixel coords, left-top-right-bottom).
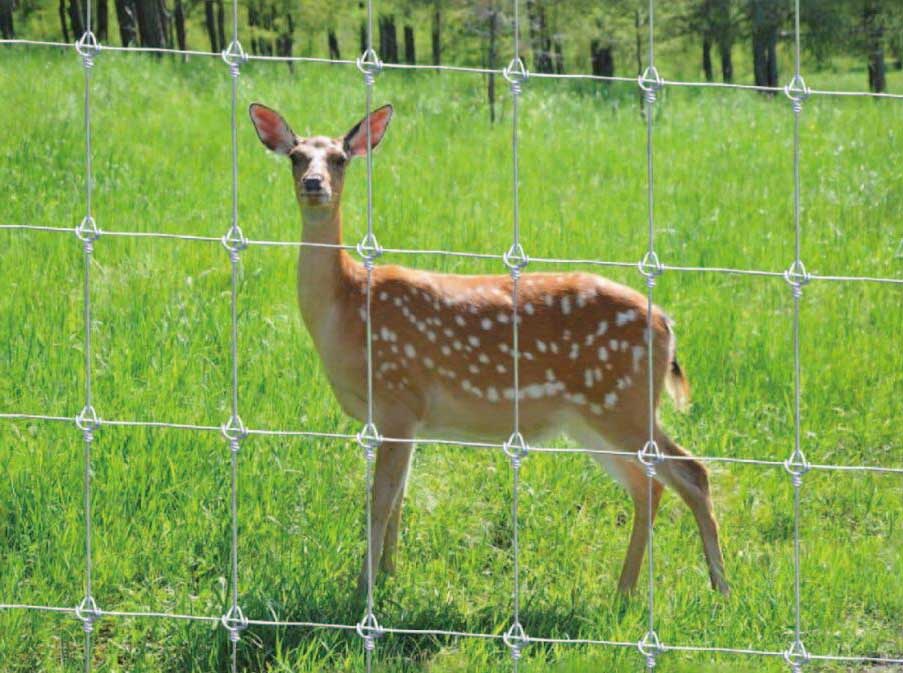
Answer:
xmin=0 ymin=48 xmax=901 ymax=672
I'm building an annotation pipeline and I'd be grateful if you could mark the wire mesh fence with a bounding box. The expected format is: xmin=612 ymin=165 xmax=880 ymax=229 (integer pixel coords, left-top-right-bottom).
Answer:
xmin=1 ymin=0 xmax=901 ymax=670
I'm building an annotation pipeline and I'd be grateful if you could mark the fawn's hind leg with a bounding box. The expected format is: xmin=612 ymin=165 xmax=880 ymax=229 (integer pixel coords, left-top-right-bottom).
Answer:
xmin=654 ymin=428 xmax=730 ymax=595
xmin=615 ymin=460 xmax=665 ymax=594
xmin=573 ymin=424 xmax=664 ymax=594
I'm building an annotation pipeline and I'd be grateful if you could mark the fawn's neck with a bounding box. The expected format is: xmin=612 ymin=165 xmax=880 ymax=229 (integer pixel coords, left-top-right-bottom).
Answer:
xmin=296 ymin=204 xmax=362 ymax=335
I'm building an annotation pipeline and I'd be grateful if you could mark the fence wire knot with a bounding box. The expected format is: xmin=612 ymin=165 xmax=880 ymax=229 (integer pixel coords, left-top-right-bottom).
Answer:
xmin=357 ymin=423 xmax=382 ymax=462
xmin=503 ymin=58 xmax=529 ymax=96
xmin=221 ymin=604 xmax=248 ymax=642
xmin=638 ymin=251 xmax=664 ymax=287
xmin=221 ymin=40 xmax=248 ymax=78
xmin=357 ymin=48 xmax=383 ymax=86
xmin=75 ymin=215 xmax=100 ymax=252
xmin=784 ymin=260 xmax=810 ymax=297
xmin=75 ymin=31 xmax=100 ymax=69
xmin=503 ymin=431 xmax=529 ymax=468
xmin=638 ymin=66 xmax=664 ymax=104
xmin=356 ymin=232 xmax=383 ymax=270
xmin=503 ymin=621 xmax=529 ymax=660
xmin=75 ymin=595 xmax=101 ymax=633
xmin=784 ymin=74 xmax=810 ymax=113
xmin=75 ymin=595 xmax=102 ymax=633
xmin=637 ymin=440 xmax=664 ymax=477
xmin=503 ymin=243 xmax=529 ymax=279
xmin=356 ymin=611 xmax=383 ymax=651
xmin=221 ymin=415 xmax=247 ymax=453
xmin=638 ymin=629 xmax=663 ymax=668
xmin=221 ymin=225 xmax=248 ymax=263
xmin=784 ymin=639 xmax=810 ymax=672
xmin=75 ymin=405 xmax=100 ymax=442
xmin=784 ymin=448 xmax=810 ymax=486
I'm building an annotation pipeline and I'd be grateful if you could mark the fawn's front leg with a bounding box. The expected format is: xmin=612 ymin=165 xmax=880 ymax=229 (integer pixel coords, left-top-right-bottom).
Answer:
xmin=357 ymin=438 xmax=415 ymax=597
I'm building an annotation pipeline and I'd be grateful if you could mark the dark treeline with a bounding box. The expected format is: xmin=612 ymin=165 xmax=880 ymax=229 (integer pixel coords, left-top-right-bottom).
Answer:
xmin=6 ymin=0 xmax=902 ymax=97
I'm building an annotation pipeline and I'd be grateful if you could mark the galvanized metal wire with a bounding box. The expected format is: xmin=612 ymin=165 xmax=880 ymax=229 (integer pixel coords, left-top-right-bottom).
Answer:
xmin=1 ymin=1 xmax=902 ymax=671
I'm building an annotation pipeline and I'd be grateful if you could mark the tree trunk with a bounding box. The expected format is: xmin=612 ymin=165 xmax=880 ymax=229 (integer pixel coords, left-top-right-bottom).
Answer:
xmin=203 ymin=0 xmax=217 ymax=51
xmin=379 ymin=15 xmax=398 ymax=62
xmin=552 ymin=34 xmax=563 ymax=73
xmin=590 ymin=39 xmax=614 ymax=78
xmin=114 ymin=0 xmax=136 ymax=45
xmin=277 ymin=11 xmax=293 ymax=71
xmin=487 ymin=6 xmax=498 ymax=123
xmin=403 ymin=24 xmax=415 ymax=64
xmin=702 ymin=35 xmax=713 ymax=81
xmin=96 ymin=0 xmax=108 ymax=40
xmin=750 ymin=0 xmax=780 ymax=89
xmin=328 ymin=28 xmax=341 ymax=60
xmin=159 ymin=0 xmax=172 ymax=49
xmin=526 ymin=0 xmax=552 ymax=73
xmin=173 ymin=0 xmax=186 ymax=52
xmin=0 ymin=0 xmax=14 ymax=38
xmin=634 ymin=9 xmax=642 ymax=74
xmin=719 ymin=39 xmax=733 ymax=82
xmin=766 ymin=30 xmax=778 ymax=87
xmin=864 ymin=2 xmax=886 ymax=93
xmin=431 ymin=1 xmax=441 ymax=65
xmin=68 ymin=0 xmax=85 ymax=37
xmin=59 ymin=0 xmax=71 ymax=41
xmin=215 ymin=0 xmax=225 ymax=48
xmin=134 ymin=0 xmax=165 ymax=48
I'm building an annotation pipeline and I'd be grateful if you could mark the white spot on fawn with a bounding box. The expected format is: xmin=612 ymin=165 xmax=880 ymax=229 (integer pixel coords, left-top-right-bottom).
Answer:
xmin=481 ymin=318 xmax=493 ymax=330
xmin=616 ymin=310 xmax=637 ymax=326
xmin=455 ymin=315 xmax=466 ymax=327
xmin=468 ymin=335 xmax=480 ymax=347
xmin=584 ymin=369 xmax=594 ymax=388
xmin=524 ymin=303 xmax=535 ymax=315
xmin=487 ymin=386 xmax=499 ymax=402
xmin=605 ymin=392 xmax=618 ymax=408
xmin=536 ymin=340 xmax=547 ymax=353
xmin=596 ymin=321 xmax=608 ymax=336
xmin=632 ymin=346 xmax=645 ymax=372
xmin=424 ymin=357 xmax=435 ymax=369
xmin=598 ymin=346 xmax=608 ymax=361
xmin=561 ymin=296 xmax=572 ymax=315
xmin=404 ymin=344 xmax=416 ymax=358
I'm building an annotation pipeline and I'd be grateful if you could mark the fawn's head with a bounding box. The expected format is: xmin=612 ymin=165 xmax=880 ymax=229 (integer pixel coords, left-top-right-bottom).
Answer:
xmin=249 ymin=103 xmax=393 ymax=213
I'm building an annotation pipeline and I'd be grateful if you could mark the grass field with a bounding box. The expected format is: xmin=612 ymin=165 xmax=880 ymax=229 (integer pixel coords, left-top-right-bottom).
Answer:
xmin=0 ymin=48 xmax=901 ymax=672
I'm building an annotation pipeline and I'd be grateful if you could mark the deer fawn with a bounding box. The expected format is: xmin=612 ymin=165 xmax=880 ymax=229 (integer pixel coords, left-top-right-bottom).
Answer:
xmin=249 ymin=102 xmax=729 ymax=596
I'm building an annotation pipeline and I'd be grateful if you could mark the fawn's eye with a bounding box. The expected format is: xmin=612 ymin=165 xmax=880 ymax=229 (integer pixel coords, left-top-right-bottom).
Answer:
xmin=291 ymin=153 xmax=309 ymax=166
xmin=330 ymin=154 xmax=347 ymax=166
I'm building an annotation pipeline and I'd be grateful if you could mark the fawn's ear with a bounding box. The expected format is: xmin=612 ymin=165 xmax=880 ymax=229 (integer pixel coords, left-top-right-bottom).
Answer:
xmin=249 ymin=103 xmax=297 ymax=155
xmin=343 ymin=105 xmax=393 ymax=158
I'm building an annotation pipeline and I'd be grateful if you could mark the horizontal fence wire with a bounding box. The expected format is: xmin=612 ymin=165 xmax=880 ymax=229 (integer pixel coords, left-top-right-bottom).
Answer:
xmin=1 ymin=603 xmax=903 ymax=666
xmin=1 ymin=412 xmax=901 ymax=476
xmin=2 ymin=38 xmax=903 ymax=100
xmin=1 ymin=224 xmax=902 ymax=285
xmin=1 ymin=12 xmax=902 ymax=672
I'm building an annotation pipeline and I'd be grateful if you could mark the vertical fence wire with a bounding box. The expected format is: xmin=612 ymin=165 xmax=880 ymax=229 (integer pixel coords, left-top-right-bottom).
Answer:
xmin=499 ymin=0 xmax=530 ymax=667
xmin=355 ymin=0 xmax=384 ymax=668
xmin=636 ymin=0 xmax=664 ymax=668
xmin=219 ymin=0 xmax=249 ymax=667
xmin=784 ymin=0 xmax=810 ymax=670
xmin=72 ymin=0 xmax=102 ymax=668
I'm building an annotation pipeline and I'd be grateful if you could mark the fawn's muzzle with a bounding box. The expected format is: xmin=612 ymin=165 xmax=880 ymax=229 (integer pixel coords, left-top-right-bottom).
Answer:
xmin=303 ymin=175 xmax=324 ymax=192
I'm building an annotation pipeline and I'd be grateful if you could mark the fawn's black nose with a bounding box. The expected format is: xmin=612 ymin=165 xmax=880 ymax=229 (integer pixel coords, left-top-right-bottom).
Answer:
xmin=303 ymin=175 xmax=323 ymax=192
